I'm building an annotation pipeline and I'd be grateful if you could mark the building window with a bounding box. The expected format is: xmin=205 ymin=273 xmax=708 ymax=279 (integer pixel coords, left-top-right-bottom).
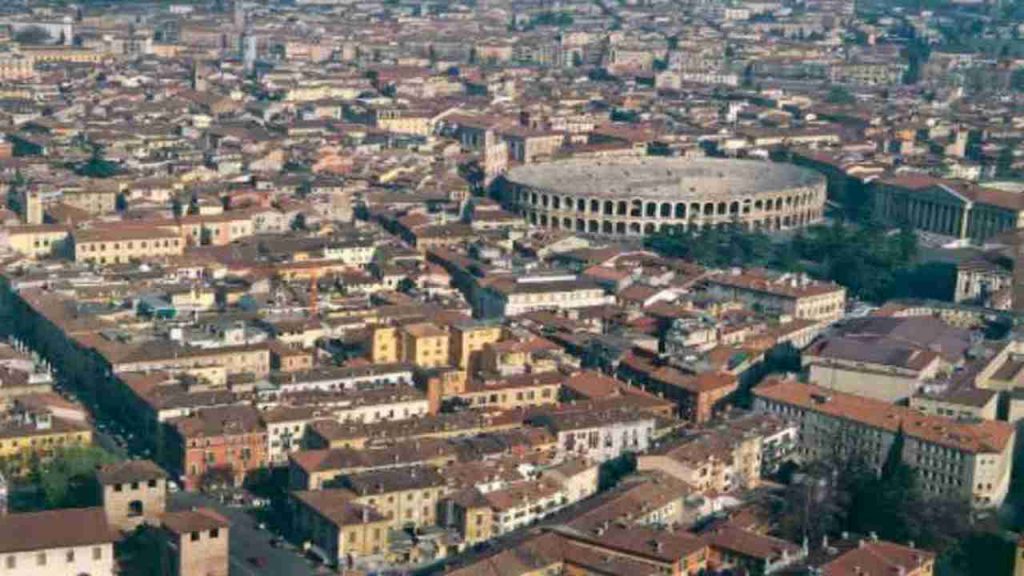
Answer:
xmin=93 ymin=547 xmax=102 ymax=560
xmin=210 ymin=528 xmax=220 ymax=539
xmin=66 ymin=549 xmax=75 ymax=562
xmin=5 ymin=556 xmax=14 ymax=569
xmin=37 ymin=552 xmax=46 ymax=566
xmin=191 ymin=532 xmax=201 ymax=542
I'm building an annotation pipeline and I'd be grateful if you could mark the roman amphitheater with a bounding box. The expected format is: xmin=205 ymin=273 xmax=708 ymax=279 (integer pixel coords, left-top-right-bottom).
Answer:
xmin=498 ymin=157 xmax=827 ymax=236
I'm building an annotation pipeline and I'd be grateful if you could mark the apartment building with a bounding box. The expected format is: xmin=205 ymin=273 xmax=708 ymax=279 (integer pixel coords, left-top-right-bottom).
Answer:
xmin=262 ymin=405 xmax=319 ymax=466
xmin=458 ymin=372 xmax=562 ymax=410
xmin=267 ymin=364 xmax=414 ymax=395
xmin=484 ymin=478 xmax=567 ymax=535
xmin=955 ymin=254 xmax=1011 ymax=307
xmin=754 ymin=380 xmax=1015 ymax=507
xmin=400 ymin=322 xmax=450 ymax=369
xmin=168 ymin=405 xmax=268 ymax=491
xmin=288 ymin=439 xmax=460 ymax=491
xmin=0 ymin=413 xmax=92 ymax=473
xmin=104 ymin=342 xmax=272 ymax=378
xmin=339 ymin=466 xmax=448 ymax=531
xmin=532 ymin=408 xmax=656 ymax=463
xmin=0 ymin=53 xmax=33 ymax=80
xmin=449 ymin=320 xmax=503 ymax=371
xmin=802 ymin=316 xmax=971 ymax=403
xmin=704 ymin=271 xmax=846 ymax=323
xmin=476 ymin=273 xmax=615 ymax=318
xmin=910 ymin=387 xmax=999 ymax=422
xmin=371 ymin=323 xmax=450 ymax=369
xmin=794 ymin=536 xmax=935 ymax=575
xmin=618 ymin=351 xmax=738 ymax=424
xmin=72 ymin=226 xmax=184 ymax=265
xmin=441 ymin=488 xmax=495 ymax=545
xmin=638 ymin=413 xmax=798 ymax=493
xmin=3 ymin=225 xmax=70 ymax=259
xmin=179 ymin=212 xmax=255 ymax=247
xmin=62 ymin=187 xmax=117 ymax=215
xmin=290 ymin=490 xmax=390 ymax=568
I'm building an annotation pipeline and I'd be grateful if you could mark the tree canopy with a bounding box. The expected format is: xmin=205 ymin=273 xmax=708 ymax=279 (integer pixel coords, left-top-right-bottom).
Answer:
xmin=645 ymin=221 xmax=955 ymax=303
xmin=76 ymin=145 xmax=121 ymax=179
xmin=825 ymin=86 xmax=857 ymax=105
xmin=773 ymin=426 xmax=1011 ymax=576
xmin=13 ymin=26 xmax=53 ymax=45
xmin=10 ymin=445 xmax=119 ymax=512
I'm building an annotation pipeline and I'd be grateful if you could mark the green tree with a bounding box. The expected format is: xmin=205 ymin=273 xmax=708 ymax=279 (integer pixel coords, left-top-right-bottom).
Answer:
xmin=14 ymin=26 xmax=53 ymax=45
xmin=825 ymin=86 xmax=857 ymax=105
xmin=598 ymin=452 xmax=636 ymax=490
xmin=117 ymin=526 xmax=173 ymax=576
xmin=646 ymin=220 xmax=924 ymax=303
xmin=27 ymin=445 xmax=118 ymax=510
xmin=77 ymin=145 xmax=120 ymax=178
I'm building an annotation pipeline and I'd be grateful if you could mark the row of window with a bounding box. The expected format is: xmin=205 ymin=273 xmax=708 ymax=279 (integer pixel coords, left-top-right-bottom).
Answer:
xmin=4 ymin=546 xmax=104 ymax=568
xmin=112 ymin=479 xmax=159 ymax=492
xmin=78 ymin=239 xmax=180 ymax=252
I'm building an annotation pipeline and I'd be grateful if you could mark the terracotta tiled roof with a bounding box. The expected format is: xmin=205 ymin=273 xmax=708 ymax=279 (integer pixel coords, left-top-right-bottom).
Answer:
xmin=0 ymin=508 xmax=118 ymax=553
xmin=755 ymin=380 xmax=1014 ymax=454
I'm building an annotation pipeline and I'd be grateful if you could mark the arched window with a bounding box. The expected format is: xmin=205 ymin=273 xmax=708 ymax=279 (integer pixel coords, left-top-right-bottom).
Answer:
xmin=128 ymin=500 xmax=144 ymax=517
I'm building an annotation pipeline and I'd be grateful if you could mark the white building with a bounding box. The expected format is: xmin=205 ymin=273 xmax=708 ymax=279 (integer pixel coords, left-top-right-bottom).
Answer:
xmin=755 ymin=380 xmax=1015 ymax=508
xmin=483 ymin=479 xmax=568 ymax=535
xmin=477 ymin=274 xmax=614 ymax=318
xmin=0 ymin=507 xmax=118 ymax=576
xmin=265 ymin=364 xmax=414 ymax=396
xmin=534 ymin=410 xmax=656 ymax=463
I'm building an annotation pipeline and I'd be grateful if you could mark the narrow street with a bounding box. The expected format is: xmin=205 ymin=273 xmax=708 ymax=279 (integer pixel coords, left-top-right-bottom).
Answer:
xmin=169 ymin=491 xmax=324 ymax=576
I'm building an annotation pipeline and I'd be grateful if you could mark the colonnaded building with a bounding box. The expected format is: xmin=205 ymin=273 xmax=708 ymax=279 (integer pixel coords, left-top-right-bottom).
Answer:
xmin=498 ymin=157 xmax=827 ymax=236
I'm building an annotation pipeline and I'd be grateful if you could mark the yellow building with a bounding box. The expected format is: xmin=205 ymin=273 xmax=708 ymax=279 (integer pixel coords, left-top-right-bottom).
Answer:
xmin=342 ymin=466 xmax=448 ymax=531
xmin=4 ymin=225 xmax=69 ymax=259
xmin=449 ymin=321 xmax=503 ymax=371
xmin=402 ymin=322 xmax=450 ymax=369
xmin=0 ymin=415 xmax=92 ymax=473
xmin=371 ymin=322 xmax=450 ymax=369
xmin=64 ymin=188 xmax=117 ymax=215
xmin=0 ymin=53 xmax=34 ymax=80
xmin=20 ymin=46 xmax=106 ymax=63
xmin=291 ymin=490 xmax=390 ymax=566
xmin=374 ymin=109 xmax=432 ymax=136
xmin=444 ymin=489 xmax=495 ymax=545
xmin=460 ymin=372 xmax=562 ymax=410
xmin=73 ymin=226 xmax=184 ymax=265
xmin=166 ymin=285 xmax=217 ymax=311
xmin=371 ymin=326 xmax=400 ymax=364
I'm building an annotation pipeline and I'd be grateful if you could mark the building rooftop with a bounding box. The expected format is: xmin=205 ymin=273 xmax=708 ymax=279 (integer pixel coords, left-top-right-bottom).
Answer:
xmin=0 ymin=507 xmax=118 ymax=554
xmin=755 ymin=380 xmax=1014 ymax=454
